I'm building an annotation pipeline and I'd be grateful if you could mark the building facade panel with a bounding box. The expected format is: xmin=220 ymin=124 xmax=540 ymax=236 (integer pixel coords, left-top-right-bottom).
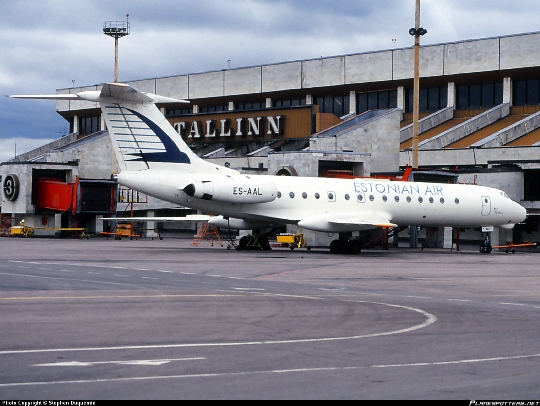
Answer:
xmin=155 ymin=75 xmax=189 ymax=99
xmin=262 ymin=62 xmax=302 ymax=93
xmin=189 ymin=71 xmax=225 ymax=99
xmin=128 ymin=79 xmax=156 ymax=94
xmin=443 ymin=38 xmax=500 ymax=75
xmin=500 ymin=32 xmax=540 ymax=70
xmin=345 ymin=51 xmax=393 ymax=83
xmin=393 ymin=45 xmax=445 ymax=80
xmin=301 ymin=57 xmax=345 ymax=89
xmin=225 ymin=67 xmax=262 ymax=96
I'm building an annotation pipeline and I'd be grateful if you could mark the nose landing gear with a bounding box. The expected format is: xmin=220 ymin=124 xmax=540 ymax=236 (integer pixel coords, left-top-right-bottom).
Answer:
xmin=479 ymin=232 xmax=493 ymax=254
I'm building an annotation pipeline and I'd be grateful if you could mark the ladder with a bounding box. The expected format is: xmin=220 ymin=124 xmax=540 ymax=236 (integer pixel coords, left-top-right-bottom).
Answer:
xmin=191 ymin=222 xmax=223 ymax=247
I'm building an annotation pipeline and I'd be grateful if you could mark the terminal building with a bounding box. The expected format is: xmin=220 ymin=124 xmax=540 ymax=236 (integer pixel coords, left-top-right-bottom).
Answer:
xmin=2 ymin=31 xmax=540 ymax=248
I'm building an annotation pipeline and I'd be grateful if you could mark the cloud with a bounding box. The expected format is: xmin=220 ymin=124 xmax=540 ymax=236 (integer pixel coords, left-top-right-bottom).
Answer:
xmin=2 ymin=0 xmax=540 ymax=160
xmin=0 ymin=137 xmax=58 ymax=164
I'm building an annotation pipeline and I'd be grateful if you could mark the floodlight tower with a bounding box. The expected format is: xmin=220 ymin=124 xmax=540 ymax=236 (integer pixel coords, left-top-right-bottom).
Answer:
xmin=103 ymin=14 xmax=130 ymax=83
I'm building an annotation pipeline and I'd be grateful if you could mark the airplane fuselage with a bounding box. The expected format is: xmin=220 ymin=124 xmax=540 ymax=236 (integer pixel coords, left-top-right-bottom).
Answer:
xmin=117 ymin=169 xmax=526 ymax=233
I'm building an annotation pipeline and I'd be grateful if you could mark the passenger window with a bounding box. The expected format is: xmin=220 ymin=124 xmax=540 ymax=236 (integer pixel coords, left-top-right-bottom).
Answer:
xmin=328 ymin=192 xmax=336 ymax=202
xmin=394 ymin=196 xmax=399 ymax=202
xmin=302 ymin=192 xmax=308 ymax=199
xmin=345 ymin=194 xmax=350 ymax=201
xmin=455 ymin=198 xmax=460 ymax=204
xmin=277 ymin=192 xmax=282 ymax=198
xmin=369 ymin=195 xmax=375 ymax=201
xmin=440 ymin=198 xmax=445 ymax=204
xmin=418 ymin=197 xmax=423 ymax=203
xmin=429 ymin=197 xmax=434 ymax=203
xmin=289 ymin=192 xmax=295 ymax=198
xmin=315 ymin=193 xmax=320 ymax=199
xmin=357 ymin=193 xmax=365 ymax=203
xmin=406 ymin=196 xmax=412 ymax=203
xmin=382 ymin=195 xmax=388 ymax=202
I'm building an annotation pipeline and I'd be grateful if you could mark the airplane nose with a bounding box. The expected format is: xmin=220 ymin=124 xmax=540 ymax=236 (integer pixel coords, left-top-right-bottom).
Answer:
xmin=519 ymin=205 xmax=528 ymax=222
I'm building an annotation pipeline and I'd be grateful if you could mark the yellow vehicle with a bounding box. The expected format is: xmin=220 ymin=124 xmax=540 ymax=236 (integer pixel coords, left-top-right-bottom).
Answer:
xmin=276 ymin=233 xmax=310 ymax=250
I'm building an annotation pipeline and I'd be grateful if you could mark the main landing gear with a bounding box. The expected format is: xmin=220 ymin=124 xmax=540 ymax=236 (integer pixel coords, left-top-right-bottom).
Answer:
xmin=235 ymin=233 xmax=271 ymax=251
xmin=329 ymin=233 xmax=362 ymax=255
xmin=479 ymin=232 xmax=493 ymax=254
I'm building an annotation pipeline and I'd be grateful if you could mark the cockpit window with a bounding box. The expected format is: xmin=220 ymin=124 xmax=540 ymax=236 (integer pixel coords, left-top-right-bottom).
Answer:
xmin=500 ymin=191 xmax=509 ymax=198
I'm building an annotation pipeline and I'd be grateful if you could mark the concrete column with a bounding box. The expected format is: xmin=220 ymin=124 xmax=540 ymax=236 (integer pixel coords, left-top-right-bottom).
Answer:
xmin=266 ymin=98 xmax=273 ymax=108
xmin=73 ymin=115 xmax=79 ymax=134
xmin=443 ymin=227 xmax=453 ymax=249
xmin=193 ymin=105 xmax=199 ymax=114
xmin=228 ymin=101 xmax=235 ymax=111
xmin=447 ymin=82 xmax=456 ymax=108
xmin=503 ymin=77 xmax=512 ymax=105
xmin=397 ymin=86 xmax=405 ymax=110
xmin=100 ymin=115 xmax=106 ymax=132
xmin=94 ymin=215 xmax=104 ymax=235
xmin=54 ymin=213 xmax=62 ymax=229
xmin=349 ymin=91 xmax=356 ymax=115
xmin=490 ymin=228 xmax=500 ymax=247
xmin=306 ymin=95 xmax=313 ymax=105
xmin=145 ymin=210 xmax=156 ymax=239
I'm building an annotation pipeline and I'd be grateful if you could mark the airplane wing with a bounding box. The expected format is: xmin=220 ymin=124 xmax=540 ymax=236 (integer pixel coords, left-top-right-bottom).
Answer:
xmin=328 ymin=213 xmax=397 ymax=228
xmin=105 ymin=215 xmax=211 ymax=222
xmin=298 ymin=212 xmax=396 ymax=232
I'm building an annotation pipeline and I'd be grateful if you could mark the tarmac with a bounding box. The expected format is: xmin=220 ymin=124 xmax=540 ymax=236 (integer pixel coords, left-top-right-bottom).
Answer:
xmin=0 ymin=235 xmax=539 ymax=399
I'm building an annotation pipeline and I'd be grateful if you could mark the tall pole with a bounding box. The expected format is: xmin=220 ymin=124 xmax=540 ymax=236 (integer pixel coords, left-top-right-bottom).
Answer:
xmin=114 ymin=37 xmax=119 ymax=83
xmin=412 ymin=0 xmax=421 ymax=169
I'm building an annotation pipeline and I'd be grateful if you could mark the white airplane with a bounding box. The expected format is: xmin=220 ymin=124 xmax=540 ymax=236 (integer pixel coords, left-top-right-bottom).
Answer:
xmin=9 ymin=83 xmax=528 ymax=254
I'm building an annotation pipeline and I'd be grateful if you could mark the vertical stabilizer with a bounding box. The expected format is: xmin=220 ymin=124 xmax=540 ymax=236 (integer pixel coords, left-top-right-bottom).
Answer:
xmin=95 ymin=83 xmax=234 ymax=174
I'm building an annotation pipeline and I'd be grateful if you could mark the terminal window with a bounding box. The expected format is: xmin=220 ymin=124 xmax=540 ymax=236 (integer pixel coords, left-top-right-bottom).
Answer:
xmin=405 ymin=86 xmax=447 ymax=113
xmin=358 ymin=90 xmax=398 ymax=114
xmin=524 ymin=169 xmax=540 ymax=201
xmin=456 ymin=82 xmax=503 ymax=109
xmin=513 ymin=79 xmax=540 ymax=106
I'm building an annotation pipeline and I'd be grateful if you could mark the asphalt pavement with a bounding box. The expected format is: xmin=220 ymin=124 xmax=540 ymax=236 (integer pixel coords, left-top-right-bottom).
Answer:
xmin=0 ymin=236 xmax=539 ymax=399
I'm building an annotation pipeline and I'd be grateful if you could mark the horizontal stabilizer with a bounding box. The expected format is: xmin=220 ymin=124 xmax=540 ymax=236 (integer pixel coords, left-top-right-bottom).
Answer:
xmin=9 ymin=83 xmax=189 ymax=104
xmin=7 ymin=94 xmax=80 ymax=100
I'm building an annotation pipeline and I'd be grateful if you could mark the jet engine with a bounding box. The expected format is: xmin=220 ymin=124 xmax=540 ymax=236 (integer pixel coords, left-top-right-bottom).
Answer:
xmin=183 ymin=178 xmax=277 ymax=204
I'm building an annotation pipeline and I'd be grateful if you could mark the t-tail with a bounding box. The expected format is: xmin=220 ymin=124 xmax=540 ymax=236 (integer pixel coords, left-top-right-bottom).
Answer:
xmin=10 ymin=83 xmax=233 ymax=175
xmin=95 ymin=83 xmax=234 ymax=175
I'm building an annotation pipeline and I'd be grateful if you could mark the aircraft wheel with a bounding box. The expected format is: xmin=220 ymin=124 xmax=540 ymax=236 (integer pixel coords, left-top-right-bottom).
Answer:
xmin=350 ymin=241 xmax=362 ymax=255
xmin=330 ymin=239 xmax=340 ymax=254
xmin=237 ymin=236 xmax=248 ymax=251
xmin=480 ymin=244 xmax=493 ymax=254
xmin=259 ymin=236 xmax=271 ymax=251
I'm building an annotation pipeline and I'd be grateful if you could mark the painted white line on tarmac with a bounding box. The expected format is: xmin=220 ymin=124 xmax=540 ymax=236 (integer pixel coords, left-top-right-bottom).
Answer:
xmin=4 ymin=353 xmax=540 ymax=387
xmin=33 ymin=357 xmax=206 ymax=367
xmin=0 ymin=298 xmax=437 ymax=355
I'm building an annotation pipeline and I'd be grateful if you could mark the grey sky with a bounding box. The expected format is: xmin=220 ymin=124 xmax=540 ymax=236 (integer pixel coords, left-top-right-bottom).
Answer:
xmin=2 ymin=0 xmax=540 ymax=162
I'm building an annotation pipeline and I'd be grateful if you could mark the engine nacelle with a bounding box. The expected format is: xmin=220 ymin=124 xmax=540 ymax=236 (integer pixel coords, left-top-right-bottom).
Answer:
xmin=183 ymin=178 xmax=277 ymax=204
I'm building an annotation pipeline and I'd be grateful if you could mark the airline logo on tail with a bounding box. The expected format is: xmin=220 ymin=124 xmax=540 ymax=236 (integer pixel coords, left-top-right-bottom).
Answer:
xmin=106 ymin=105 xmax=191 ymax=165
